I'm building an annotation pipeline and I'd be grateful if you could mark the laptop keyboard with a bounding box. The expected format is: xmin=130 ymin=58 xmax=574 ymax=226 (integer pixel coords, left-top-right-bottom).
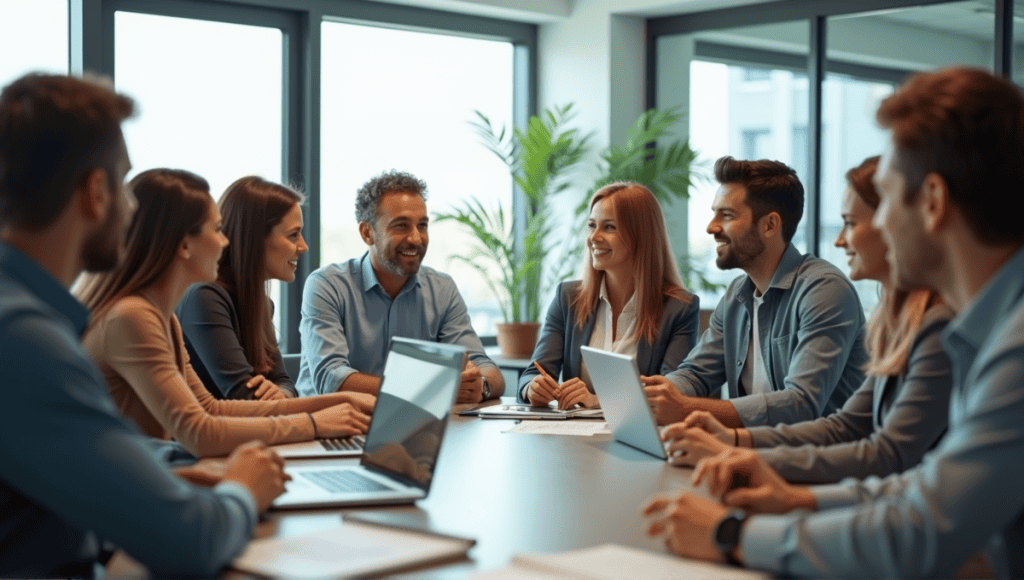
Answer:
xmin=303 ymin=469 xmax=392 ymax=493
xmin=319 ymin=435 xmax=365 ymax=452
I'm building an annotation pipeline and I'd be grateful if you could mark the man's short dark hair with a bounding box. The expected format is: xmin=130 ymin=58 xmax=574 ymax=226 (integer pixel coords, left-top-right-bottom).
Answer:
xmin=354 ymin=170 xmax=428 ymax=224
xmin=877 ymin=67 xmax=1024 ymax=246
xmin=714 ymin=156 xmax=804 ymax=244
xmin=0 ymin=73 xmax=135 ymax=231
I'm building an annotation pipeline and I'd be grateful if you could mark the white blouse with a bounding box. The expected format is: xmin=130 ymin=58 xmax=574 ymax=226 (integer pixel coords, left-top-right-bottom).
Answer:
xmin=580 ymin=279 xmax=639 ymax=390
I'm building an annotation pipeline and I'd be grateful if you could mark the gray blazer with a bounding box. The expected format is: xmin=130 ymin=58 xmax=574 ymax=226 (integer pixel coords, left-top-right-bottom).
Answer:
xmin=665 ymin=244 xmax=868 ymax=427
xmin=518 ymin=281 xmax=700 ymax=402
xmin=751 ymin=304 xmax=954 ymax=483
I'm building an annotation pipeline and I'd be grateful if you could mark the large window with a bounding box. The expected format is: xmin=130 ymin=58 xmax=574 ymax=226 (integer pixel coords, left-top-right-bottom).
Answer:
xmin=0 ymin=0 xmax=68 ymax=86
xmin=653 ymin=0 xmax=1005 ymax=313
xmin=114 ymin=12 xmax=283 ymax=196
xmin=819 ymin=1 xmax=994 ymax=313
xmin=659 ymin=20 xmax=811 ymax=308
xmin=320 ymin=21 xmax=514 ymax=335
xmin=114 ymin=9 xmax=286 ymax=335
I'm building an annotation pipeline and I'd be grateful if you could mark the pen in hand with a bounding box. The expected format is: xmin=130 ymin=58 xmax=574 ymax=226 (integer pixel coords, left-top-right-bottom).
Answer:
xmin=532 ymin=361 xmax=562 ymax=405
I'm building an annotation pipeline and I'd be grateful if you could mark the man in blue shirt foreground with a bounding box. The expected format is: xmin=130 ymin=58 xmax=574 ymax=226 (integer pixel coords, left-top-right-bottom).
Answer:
xmin=644 ymin=157 xmax=867 ymax=428
xmin=645 ymin=67 xmax=1024 ymax=578
xmin=296 ymin=169 xmax=503 ymax=402
xmin=0 ymin=73 xmax=286 ymax=577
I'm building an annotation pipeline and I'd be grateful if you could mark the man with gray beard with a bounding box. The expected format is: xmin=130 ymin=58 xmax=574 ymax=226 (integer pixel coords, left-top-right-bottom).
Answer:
xmin=296 ymin=169 xmax=503 ymax=403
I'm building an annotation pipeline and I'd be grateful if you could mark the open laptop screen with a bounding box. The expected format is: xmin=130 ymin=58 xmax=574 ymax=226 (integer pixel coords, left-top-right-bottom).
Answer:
xmin=359 ymin=338 xmax=465 ymax=492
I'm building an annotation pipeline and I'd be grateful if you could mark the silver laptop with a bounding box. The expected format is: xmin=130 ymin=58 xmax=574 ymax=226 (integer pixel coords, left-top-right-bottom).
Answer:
xmin=269 ymin=434 xmax=365 ymax=459
xmin=273 ymin=338 xmax=466 ymax=509
xmin=580 ymin=346 xmax=667 ymax=460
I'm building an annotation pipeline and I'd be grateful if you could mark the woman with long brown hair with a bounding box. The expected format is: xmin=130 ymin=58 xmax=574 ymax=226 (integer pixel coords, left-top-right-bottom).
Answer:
xmin=78 ymin=168 xmax=373 ymax=458
xmin=664 ymin=156 xmax=954 ymax=483
xmin=177 ymin=176 xmax=305 ymax=400
xmin=519 ymin=182 xmax=700 ymax=408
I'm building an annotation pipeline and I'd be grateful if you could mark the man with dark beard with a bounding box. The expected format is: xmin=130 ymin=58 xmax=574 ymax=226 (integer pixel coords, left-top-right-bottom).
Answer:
xmin=644 ymin=156 xmax=867 ymax=429
xmin=0 ymin=73 xmax=286 ymax=578
xmin=296 ymin=169 xmax=503 ymax=403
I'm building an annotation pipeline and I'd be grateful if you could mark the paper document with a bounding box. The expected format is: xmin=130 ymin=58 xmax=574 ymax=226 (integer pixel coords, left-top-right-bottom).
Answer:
xmin=503 ymin=421 xmax=610 ymax=436
xmin=232 ymin=520 xmax=474 ymax=580
xmin=472 ymin=544 xmax=770 ymax=580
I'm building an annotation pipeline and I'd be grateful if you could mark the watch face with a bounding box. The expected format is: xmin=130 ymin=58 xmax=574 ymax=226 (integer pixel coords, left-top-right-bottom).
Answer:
xmin=714 ymin=510 xmax=746 ymax=553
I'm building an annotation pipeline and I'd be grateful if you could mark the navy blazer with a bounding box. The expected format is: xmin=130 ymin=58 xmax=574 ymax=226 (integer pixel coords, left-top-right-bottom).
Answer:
xmin=518 ymin=281 xmax=700 ymax=401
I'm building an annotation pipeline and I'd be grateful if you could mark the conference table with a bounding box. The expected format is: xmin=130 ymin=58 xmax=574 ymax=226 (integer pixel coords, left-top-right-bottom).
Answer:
xmin=264 ymin=408 xmax=698 ymax=578
xmin=109 ymin=404 xmax=704 ymax=578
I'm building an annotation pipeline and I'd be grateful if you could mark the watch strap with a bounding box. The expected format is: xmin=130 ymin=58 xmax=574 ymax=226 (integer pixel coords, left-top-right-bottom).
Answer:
xmin=714 ymin=508 xmax=747 ymax=566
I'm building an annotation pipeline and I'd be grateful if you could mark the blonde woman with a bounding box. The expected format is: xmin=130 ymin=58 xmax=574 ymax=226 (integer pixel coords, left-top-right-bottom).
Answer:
xmin=78 ymin=168 xmax=373 ymax=458
xmin=519 ymin=182 xmax=699 ymax=409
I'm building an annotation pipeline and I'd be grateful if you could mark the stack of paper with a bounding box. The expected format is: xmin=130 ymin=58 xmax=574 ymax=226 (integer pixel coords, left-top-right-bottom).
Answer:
xmin=472 ymin=544 xmax=770 ymax=580
xmin=502 ymin=421 xmax=611 ymax=436
xmin=232 ymin=519 xmax=474 ymax=579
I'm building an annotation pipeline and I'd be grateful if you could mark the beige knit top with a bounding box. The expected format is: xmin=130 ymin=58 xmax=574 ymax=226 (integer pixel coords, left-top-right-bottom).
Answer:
xmin=83 ymin=295 xmax=352 ymax=458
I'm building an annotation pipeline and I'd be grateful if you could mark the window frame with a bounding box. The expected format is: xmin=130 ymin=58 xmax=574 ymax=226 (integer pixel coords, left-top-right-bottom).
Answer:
xmin=72 ymin=0 xmax=536 ymax=351
xmin=646 ymin=0 xmax=1014 ymax=260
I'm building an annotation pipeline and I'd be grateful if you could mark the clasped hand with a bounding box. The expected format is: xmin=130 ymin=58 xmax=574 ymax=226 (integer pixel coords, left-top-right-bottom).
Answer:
xmin=526 ymin=373 xmax=598 ymax=409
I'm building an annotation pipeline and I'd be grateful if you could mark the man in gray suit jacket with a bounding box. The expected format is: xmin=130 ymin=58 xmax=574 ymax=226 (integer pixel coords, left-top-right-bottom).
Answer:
xmin=644 ymin=158 xmax=868 ymax=428
xmin=646 ymin=66 xmax=1024 ymax=579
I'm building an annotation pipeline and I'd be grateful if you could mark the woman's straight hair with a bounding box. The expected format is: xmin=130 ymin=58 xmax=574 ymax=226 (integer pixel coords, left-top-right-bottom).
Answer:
xmin=76 ymin=168 xmax=211 ymax=319
xmin=571 ymin=182 xmax=691 ymax=344
xmin=216 ymin=176 xmax=305 ymax=376
xmin=847 ymin=156 xmax=938 ymax=376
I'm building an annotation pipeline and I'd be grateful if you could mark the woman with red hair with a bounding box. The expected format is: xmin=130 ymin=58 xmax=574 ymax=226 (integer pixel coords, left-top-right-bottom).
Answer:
xmin=519 ymin=182 xmax=699 ymax=408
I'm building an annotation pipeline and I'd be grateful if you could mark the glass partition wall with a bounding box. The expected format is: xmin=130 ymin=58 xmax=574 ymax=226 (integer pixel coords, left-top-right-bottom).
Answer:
xmin=651 ymin=0 xmax=1006 ymax=312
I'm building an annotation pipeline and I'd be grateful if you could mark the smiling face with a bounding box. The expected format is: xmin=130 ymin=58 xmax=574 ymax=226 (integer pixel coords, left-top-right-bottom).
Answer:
xmin=872 ymin=146 xmax=942 ymax=291
xmin=264 ymin=202 xmax=308 ymax=282
xmin=364 ymin=191 xmax=428 ymax=280
xmin=835 ymin=186 xmax=889 ymax=283
xmin=184 ymin=200 xmax=229 ymax=284
xmin=707 ymin=183 xmax=766 ymax=272
xmin=587 ymin=197 xmax=633 ymax=277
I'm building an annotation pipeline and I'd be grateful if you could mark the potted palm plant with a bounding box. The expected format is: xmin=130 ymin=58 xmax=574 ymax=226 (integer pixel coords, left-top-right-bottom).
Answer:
xmin=436 ymin=105 xmax=703 ymax=359
xmin=436 ymin=104 xmax=592 ymax=358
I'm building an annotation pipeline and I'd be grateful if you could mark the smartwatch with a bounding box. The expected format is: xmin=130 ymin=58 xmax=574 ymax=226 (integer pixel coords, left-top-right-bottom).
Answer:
xmin=713 ymin=508 xmax=747 ymax=566
xmin=481 ymin=376 xmax=491 ymax=400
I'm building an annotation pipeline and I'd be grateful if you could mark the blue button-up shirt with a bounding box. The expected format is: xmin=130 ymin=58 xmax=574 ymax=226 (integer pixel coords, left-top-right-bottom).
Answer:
xmin=296 ymin=252 xmax=495 ymax=396
xmin=0 ymin=241 xmax=255 ymax=578
xmin=742 ymin=245 xmax=1024 ymax=578
xmin=665 ymin=244 xmax=868 ymax=426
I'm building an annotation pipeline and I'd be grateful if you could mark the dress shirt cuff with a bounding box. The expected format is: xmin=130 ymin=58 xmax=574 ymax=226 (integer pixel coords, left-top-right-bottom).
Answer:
xmin=666 ymin=374 xmax=697 ymax=397
xmin=730 ymin=394 xmax=768 ymax=427
xmin=746 ymin=426 xmax=775 ymax=448
xmin=329 ymin=366 xmax=357 ymax=395
xmin=739 ymin=514 xmax=794 ymax=573
xmin=214 ymin=480 xmax=259 ymax=531
xmin=810 ymin=483 xmax=861 ymax=510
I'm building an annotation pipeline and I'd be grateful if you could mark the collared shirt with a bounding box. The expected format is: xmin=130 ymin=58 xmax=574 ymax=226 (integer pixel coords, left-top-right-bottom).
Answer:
xmin=739 ymin=292 xmax=770 ymax=396
xmin=741 ymin=245 xmax=1024 ymax=578
xmin=665 ymin=244 xmax=868 ymax=426
xmin=296 ymin=252 xmax=496 ymax=396
xmin=0 ymin=241 xmax=256 ymax=578
xmin=580 ymin=280 xmax=639 ymax=389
